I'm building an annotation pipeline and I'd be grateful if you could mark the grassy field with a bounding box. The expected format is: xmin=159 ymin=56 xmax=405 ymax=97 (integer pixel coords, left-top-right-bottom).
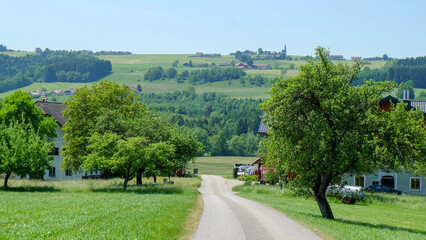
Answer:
xmin=189 ymin=156 xmax=258 ymax=178
xmin=234 ymin=184 xmax=426 ymax=240
xmin=0 ymin=53 xmax=388 ymax=100
xmin=0 ymin=177 xmax=202 ymax=240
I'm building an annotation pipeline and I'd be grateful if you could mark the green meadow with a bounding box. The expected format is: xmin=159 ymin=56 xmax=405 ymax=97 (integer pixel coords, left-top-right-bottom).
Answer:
xmin=0 ymin=178 xmax=202 ymax=240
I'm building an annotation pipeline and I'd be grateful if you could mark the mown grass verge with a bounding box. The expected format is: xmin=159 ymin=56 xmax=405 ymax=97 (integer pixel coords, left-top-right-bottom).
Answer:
xmin=0 ymin=177 xmax=202 ymax=240
xmin=234 ymin=184 xmax=426 ymax=240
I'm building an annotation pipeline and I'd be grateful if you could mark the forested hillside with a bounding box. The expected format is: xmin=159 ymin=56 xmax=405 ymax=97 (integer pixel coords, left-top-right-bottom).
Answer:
xmin=0 ymin=49 xmax=111 ymax=93
xmin=139 ymin=89 xmax=263 ymax=156
xmin=357 ymin=56 xmax=426 ymax=87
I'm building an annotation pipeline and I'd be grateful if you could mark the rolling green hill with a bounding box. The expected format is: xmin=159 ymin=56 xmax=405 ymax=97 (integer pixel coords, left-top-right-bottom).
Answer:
xmin=0 ymin=53 xmax=388 ymax=100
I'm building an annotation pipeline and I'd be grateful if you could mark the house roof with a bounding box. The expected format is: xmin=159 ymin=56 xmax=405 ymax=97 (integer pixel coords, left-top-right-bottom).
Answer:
xmin=35 ymin=101 xmax=68 ymax=126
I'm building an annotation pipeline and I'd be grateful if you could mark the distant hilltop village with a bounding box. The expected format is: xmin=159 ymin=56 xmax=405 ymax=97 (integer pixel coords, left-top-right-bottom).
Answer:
xmin=75 ymin=50 xmax=132 ymax=55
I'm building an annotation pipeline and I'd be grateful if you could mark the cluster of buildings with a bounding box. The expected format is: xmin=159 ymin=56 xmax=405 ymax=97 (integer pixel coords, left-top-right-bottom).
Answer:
xmin=29 ymin=89 xmax=76 ymax=97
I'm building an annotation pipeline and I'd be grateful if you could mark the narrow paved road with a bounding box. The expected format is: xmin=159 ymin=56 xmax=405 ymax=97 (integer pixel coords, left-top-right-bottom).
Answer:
xmin=193 ymin=175 xmax=321 ymax=240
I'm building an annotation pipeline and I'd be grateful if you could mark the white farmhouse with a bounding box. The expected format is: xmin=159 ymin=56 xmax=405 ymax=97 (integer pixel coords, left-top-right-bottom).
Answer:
xmin=36 ymin=101 xmax=99 ymax=180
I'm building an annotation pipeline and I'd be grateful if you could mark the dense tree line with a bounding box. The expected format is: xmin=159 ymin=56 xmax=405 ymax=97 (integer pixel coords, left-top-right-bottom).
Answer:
xmin=356 ymin=56 xmax=426 ymax=88
xmin=139 ymin=89 xmax=263 ymax=156
xmin=144 ymin=66 xmax=247 ymax=84
xmin=0 ymin=49 xmax=111 ymax=93
xmin=0 ymin=44 xmax=13 ymax=52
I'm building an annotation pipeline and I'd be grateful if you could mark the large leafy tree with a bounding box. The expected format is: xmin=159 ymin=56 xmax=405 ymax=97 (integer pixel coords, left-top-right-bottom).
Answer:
xmin=0 ymin=120 xmax=53 ymax=189
xmin=62 ymin=81 xmax=202 ymax=190
xmin=83 ymin=133 xmax=148 ymax=190
xmin=62 ymin=81 xmax=146 ymax=171
xmin=0 ymin=91 xmax=56 ymax=189
xmin=261 ymin=47 xmax=426 ymax=219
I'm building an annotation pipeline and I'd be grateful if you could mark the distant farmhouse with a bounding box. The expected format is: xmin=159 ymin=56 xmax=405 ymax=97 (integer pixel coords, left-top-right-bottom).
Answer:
xmin=351 ymin=56 xmax=362 ymax=60
xmin=195 ymin=52 xmax=221 ymax=58
xmin=235 ymin=62 xmax=250 ymax=69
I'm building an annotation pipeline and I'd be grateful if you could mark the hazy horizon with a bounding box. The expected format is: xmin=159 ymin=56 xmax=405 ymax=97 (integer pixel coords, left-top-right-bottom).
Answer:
xmin=1 ymin=0 xmax=426 ymax=58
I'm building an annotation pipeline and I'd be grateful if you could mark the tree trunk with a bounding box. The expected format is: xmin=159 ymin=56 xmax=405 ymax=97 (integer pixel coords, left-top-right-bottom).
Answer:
xmin=4 ymin=172 xmax=11 ymax=190
xmin=123 ymin=178 xmax=129 ymax=191
xmin=314 ymin=189 xmax=334 ymax=219
xmin=136 ymin=169 xmax=143 ymax=186
xmin=153 ymin=175 xmax=157 ymax=183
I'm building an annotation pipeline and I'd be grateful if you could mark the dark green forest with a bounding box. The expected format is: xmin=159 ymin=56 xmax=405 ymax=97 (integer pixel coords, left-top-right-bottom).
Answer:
xmin=139 ymin=89 xmax=263 ymax=156
xmin=356 ymin=56 xmax=426 ymax=87
xmin=0 ymin=49 xmax=111 ymax=93
xmin=144 ymin=65 xmax=268 ymax=86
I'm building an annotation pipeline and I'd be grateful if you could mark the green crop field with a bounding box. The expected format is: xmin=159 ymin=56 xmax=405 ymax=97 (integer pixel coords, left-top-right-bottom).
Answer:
xmin=0 ymin=178 xmax=201 ymax=240
xmin=235 ymin=184 xmax=426 ymax=240
xmin=0 ymin=53 xmax=389 ymax=100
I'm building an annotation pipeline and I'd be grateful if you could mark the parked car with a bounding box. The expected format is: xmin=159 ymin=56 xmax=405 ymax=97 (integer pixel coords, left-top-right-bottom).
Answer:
xmin=326 ymin=185 xmax=363 ymax=204
xmin=364 ymin=185 xmax=403 ymax=195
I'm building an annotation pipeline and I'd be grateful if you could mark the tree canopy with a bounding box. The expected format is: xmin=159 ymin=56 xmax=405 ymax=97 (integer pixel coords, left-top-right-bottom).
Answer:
xmin=0 ymin=90 xmax=57 ymax=139
xmin=62 ymin=81 xmax=203 ymax=190
xmin=62 ymin=81 xmax=146 ymax=171
xmin=261 ymin=47 xmax=426 ymax=219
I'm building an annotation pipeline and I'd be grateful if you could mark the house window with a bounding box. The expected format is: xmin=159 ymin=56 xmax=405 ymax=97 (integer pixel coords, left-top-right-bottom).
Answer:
xmin=355 ymin=176 xmax=365 ymax=187
xmin=65 ymin=170 xmax=72 ymax=176
xmin=49 ymin=167 xmax=56 ymax=177
xmin=410 ymin=178 xmax=421 ymax=190
xmin=49 ymin=147 xmax=59 ymax=156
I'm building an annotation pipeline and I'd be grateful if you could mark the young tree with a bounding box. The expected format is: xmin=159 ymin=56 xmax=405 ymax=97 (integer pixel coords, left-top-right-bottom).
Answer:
xmin=0 ymin=120 xmax=53 ymax=189
xmin=261 ymin=47 xmax=426 ymax=219
xmin=145 ymin=142 xmax=175 ymax=183
xmin=0 ymin=90 xmax=57 ymax=139
xmin=172 ymin=60 xmax=179 ymax=67
xmin=168 ymin=127 xmax=204 ymax=174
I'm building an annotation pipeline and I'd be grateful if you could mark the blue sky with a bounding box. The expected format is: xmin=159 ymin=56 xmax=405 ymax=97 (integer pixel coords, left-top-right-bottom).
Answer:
xmin=1 ymin=0 xmax=425 ymax=58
